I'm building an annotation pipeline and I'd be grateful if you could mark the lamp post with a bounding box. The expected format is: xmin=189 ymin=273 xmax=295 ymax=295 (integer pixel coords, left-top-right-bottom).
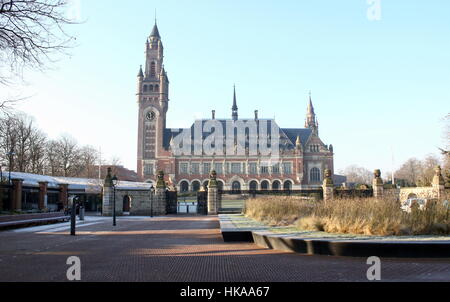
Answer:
xmin=111 ymin=175 xmax=118 ymax=226
xmin=150 ymin=185 xmax=155 ymax=217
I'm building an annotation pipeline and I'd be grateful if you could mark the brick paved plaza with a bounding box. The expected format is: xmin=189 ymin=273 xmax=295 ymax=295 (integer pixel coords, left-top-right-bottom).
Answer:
xmin=0 ymin=216 xmax=449 ymax=282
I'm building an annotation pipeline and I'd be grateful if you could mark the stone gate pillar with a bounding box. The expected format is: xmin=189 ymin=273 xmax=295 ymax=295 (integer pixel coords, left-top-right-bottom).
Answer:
xmin=12 ymin=178 xmax=24 ymax=211
xmin=154 ymin=171 xmax=167 ymax=215
xmin=372 ymin=169 xmax=384 ymax=199
xmin=38 ymin=181 xmax=49 ymax=210
xmin=208 ymin=171 xmax=219 ymax=215
xmin=59 ymin=184 xmax=69 ymax=209
xmin=432 ymin=166 xmax=445 ymax=200
xmin=322 ymin=169 xmax=334 ymax=202
xmin=102 ymin=168 xmax=114 ymax=216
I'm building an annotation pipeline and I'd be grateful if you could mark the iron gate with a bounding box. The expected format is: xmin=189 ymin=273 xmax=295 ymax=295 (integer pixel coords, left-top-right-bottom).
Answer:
xmin=166 ymin=191 xmax=178 ymax=214
xmin=197 ymin=191 xmax=208 ymax=215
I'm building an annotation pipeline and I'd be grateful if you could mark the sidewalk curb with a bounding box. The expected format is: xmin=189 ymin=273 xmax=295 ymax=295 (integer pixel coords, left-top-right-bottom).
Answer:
xmin=219 ymin=215 xmax=450 ymax=258
xmin=252 ymin=231 xmax=450 ymax=258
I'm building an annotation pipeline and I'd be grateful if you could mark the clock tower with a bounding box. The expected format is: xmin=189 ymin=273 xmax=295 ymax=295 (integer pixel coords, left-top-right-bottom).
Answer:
xmin=137 ymin=22 xmax=169 ymax=182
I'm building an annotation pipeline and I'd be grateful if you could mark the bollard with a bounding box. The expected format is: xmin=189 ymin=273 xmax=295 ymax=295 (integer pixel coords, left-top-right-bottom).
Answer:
xmin=79 ymin=206 xmax=85 ymax=221
xmin=70 ymin=201 xmax=76 ymax=236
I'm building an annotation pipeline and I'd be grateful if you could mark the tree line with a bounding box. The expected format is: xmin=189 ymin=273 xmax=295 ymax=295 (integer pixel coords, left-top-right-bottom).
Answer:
xmin=0 ymin=112 xmax=117 ymax=178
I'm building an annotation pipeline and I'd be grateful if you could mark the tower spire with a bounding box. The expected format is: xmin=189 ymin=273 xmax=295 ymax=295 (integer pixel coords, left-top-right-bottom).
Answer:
xmin=232 ymin=84 xmax=238 ymax=121
xmin=150 ymin=19 xmax=160 ymax=39
xmin=305 ymin=92 xmax=318 ymax=135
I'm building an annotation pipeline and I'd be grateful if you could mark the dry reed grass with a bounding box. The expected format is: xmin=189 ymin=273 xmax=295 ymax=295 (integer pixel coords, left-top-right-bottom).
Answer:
xmin=244 ymin=196 xmax=450 ymax=236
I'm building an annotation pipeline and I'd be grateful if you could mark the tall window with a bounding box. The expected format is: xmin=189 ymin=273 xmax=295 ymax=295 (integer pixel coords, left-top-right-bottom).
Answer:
xmin=214 ymin=163 xmax=223 ymax=174
xmin=151 ymin=62 xmax=156 ymax=77
xmin=191 ymin=163 xmax=200 ymax=174
xmin=272 ymin=164 xmax=280 ymax=174
xmin=310 ymin=168 xmax=321 ymax=182
xmin=180 ymin=163 xmax=188 ymax=174
xmin=144 ymin=164 xmax=154 ymax=176
xmin=283 ymin=162 xmax=292 ymax=174
xmin=231 ymin=163 xmax=241 ymax=174
xmin=249 ymin=163 xmax=257 ymax=174
xmin=203 ymin=163 xmax=211 ymax=175
xmin=261 ymin=166 xmax=269 ymax=174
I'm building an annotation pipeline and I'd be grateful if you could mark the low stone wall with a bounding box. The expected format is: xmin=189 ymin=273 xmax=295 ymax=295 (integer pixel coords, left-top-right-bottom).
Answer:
xmin=399 ymin=187 xmax=439 ymax=201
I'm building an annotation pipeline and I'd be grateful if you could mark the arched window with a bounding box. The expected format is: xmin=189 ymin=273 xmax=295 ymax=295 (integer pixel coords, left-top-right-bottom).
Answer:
xmin=232 ymin=181 xmax=241 ymax=192
xmin=310 ymin=168 xmax=321 ymax=183
xmin=192 ymin=181 xmax=201 ymax=192
xmin=249 ymin=181 xmax=258 ymax=191
xmin=283 ymin=181 xmax=292 ymax=191
xmin=143 ymin=85 xmax=148 ymax=92
xmin=261 ymin=180 xmax=269 ymax=191
xmin=272 ymin=181 xmax=281 ymax=190
xmin=180 ymin=181 xmax=189 ymax=193
xmin=155 ymin=85 xmax=159 ymax=92
xmin=151 ymin=62 xmax=156 ymax=77
xmin=149 ymin=85 xmax=154 ymax=92
xmin=217 ymin=181 xmax=224 ymax=191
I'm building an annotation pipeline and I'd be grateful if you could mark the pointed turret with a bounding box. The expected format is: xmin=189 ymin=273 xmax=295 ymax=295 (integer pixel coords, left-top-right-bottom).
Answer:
xmin=305 ymin=92 xmax=319 ymax=136
xmin=296 ymin=135 xmax=303 ymax=151
xmin=150 ymin=23 xmax=161 ymax=39
xmin=137 ymin=65 xmax=144 ymax=78
xmin=232 ymin=85 xmax=238 ymax=121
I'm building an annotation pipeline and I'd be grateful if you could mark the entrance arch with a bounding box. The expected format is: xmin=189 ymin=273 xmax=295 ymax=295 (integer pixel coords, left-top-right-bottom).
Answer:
xmin=123 ymin=195 xmax=131 ymax=213
xmin=249 ymin=180 xmax=258 ymax=191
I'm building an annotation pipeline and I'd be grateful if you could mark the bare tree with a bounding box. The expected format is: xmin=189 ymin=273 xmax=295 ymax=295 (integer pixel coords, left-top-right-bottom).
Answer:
xmin=45 ymin=139 xmax=61 ymax=176
xmin=0 ymin=0 xmax=76 ymax=112
xmin=418 ymin=154 xmax=441 ymax=186
xmin=78 ymin=145 xmax=99 ymax=178
xmin=28 ymin=128 xmax=47 ymax=174
xmin=57 ymin=135 xmax=80 ymax=177
xmin=0 ymin=113 xmax=18 ymax=169
xmin=395 ymin=158 xmax=422 ymax=187
xmin=339 ymin=165 xmax=373 ymax=185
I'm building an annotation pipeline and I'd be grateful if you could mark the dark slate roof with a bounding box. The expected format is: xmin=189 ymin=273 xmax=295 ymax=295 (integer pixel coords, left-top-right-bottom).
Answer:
xmin=163 ymin=120 xmax=313 ymax=151
xmin=150 ymin=24 xmax=160 ymax=38
xmin=282 ymin=128 xmax=313 ymax=148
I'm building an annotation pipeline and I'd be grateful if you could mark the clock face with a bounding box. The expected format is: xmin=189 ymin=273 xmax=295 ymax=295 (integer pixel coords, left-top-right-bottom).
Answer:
xmin=146 ymin=111 xmax=156 ymax=121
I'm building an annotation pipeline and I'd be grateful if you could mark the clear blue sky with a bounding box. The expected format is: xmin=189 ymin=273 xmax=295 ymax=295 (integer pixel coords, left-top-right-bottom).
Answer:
xmin=12 ymin=0 xmax=450 ymax=175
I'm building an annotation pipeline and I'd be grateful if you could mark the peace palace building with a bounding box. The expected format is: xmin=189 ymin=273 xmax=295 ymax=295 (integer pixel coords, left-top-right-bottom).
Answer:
xmin=136 ymin=24 xmax=335 ymax=192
